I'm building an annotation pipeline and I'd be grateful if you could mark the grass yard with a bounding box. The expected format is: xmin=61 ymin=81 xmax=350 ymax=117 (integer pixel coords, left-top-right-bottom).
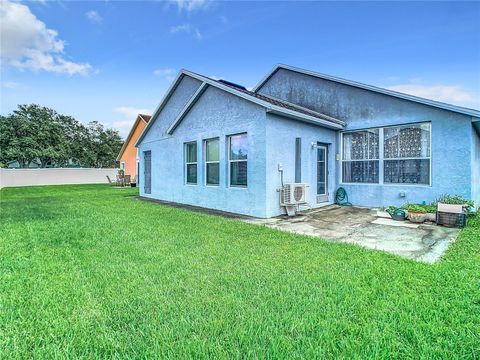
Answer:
xmin=1 ymin=185 xmax=479 ymax=359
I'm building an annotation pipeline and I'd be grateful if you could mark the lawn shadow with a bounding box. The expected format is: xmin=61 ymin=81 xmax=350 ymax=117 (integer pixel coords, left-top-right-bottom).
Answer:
xmin=0 ymin=196 xmax=65 ymax=224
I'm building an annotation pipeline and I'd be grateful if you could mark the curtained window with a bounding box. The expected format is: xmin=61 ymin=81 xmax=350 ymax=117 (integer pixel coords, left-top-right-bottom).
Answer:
xmin=383 ymin=123 xmax=430 ymax=184
xmin=341 ymin=123 xmax=431 ymax=185
xmin=342 ymin=129 xmax=379 ymax=183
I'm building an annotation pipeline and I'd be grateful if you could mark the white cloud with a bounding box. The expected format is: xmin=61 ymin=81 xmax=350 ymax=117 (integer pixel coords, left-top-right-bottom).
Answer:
xmin=113 ymin=107 xmax=153 ymax=137
xmin=387 ymin=83 xmax=474 ymax=104
xmin=112 ymin=120 xmax=139 ymax=137
xmin=169 ymin=23 xmax=202 ymax=40
xmin=0 ymin=0 xmax=92 ymax=75
xmin=170 ymin=23 xmax=191 ymax=33
xmin=1 ymin=81 xmax=21 ymax=89
xmin=114 ymin=107 xmax=152 ymax=119
xmin=153 ymin=68 xmax=176 ymax=81
xmin=170 ymin=0 xmax=211 ymax=12
xmin=86 ymin=10 xmax=102 ymax=24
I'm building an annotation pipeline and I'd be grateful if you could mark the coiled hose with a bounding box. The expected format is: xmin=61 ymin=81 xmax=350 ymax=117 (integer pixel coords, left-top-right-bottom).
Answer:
xmin=335 ymin=187 xmax=352 ymax=206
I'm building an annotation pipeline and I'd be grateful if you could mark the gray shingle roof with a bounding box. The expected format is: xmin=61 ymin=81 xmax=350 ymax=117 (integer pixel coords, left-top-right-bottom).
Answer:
xmin=211 ymin=78 xmax=345 ymax=126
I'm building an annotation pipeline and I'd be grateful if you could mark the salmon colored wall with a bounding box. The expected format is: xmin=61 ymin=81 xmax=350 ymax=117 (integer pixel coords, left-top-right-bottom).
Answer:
xmin=119 ymin=120 xmax=147 ymax=180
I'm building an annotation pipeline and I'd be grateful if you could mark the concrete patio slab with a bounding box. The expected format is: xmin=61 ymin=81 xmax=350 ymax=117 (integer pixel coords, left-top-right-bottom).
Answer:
xmin=372 ymin=218 xmax=419 ymax=228
xmin=247 ymin=205 xmax=460 ymax=263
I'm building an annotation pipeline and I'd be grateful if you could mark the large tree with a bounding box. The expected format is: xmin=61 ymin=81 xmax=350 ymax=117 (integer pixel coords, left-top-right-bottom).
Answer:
xmin=86 ymin=121 xmax=123 ymax=168
xmin=0 ymin=104 xmax=123 ymax=168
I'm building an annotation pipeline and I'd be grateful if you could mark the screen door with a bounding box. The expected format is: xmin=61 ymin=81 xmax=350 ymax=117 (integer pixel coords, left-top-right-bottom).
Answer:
xmin=316 ymin=145 xmax=328 ymax=203
xmin=144 ymin=151 xmax=151 ymax=194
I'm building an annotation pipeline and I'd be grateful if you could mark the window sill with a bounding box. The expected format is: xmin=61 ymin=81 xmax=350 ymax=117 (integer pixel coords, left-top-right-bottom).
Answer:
xmin=340 ymin=182 xmax=432 ymax=188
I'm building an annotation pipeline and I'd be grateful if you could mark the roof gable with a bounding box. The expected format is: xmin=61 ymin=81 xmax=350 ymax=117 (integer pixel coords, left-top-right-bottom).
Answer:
xmin=163 ymin=70 xmax=345 ymax=136
xmin=136 ymin=73 xmax=203 ymax=146
xmin=254 ymin=64 xmax=480 ymax=119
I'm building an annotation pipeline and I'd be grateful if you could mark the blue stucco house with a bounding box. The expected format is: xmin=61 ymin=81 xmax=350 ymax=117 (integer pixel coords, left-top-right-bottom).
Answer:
xmin=136 ymin=65 xmax=480 ymax=218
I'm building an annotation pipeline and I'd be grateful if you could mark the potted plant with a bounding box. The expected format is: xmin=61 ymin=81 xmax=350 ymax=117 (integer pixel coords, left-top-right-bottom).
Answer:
xmin=404 ymin=204 xmax=428 ymax=223
xmin=385 ymin=206 xmax=406 ymax=221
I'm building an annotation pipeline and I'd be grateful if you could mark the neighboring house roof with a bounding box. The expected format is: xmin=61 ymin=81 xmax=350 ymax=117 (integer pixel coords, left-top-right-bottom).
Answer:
xmin=138 ymin=114 xmax=152 ymax=123
xmin=116 ymin=114 xmax=151 ymax=161
xmin=137 ymin=69 xmax=345 ymax=144
xmin=253 ymin=64 xmax=480 ymax=119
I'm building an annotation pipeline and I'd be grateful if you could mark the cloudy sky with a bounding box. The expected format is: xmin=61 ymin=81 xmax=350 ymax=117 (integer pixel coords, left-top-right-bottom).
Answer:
xmin=1 ymin=0 xmax=479 ymax=137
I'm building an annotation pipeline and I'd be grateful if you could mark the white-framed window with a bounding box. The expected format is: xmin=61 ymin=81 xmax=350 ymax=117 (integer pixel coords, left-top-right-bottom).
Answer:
xmin=342 ymin=129 xmax=380 ymax=183
xmin=204 ymin=138 xmax=220 ymax=185
xmin=341 ymin=122 xmax=431 ymax=185
xmin=228 ymin=133 xmax=247 ymax=187
xmin=184 ymin=141 xmax=197 ymax=185
xmin=383 ymin=123 xmax=431 ymax=185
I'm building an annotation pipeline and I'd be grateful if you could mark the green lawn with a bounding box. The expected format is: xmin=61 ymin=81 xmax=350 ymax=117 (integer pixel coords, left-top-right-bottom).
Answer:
xmin=1 ymin=185 xmax=479 ymax=359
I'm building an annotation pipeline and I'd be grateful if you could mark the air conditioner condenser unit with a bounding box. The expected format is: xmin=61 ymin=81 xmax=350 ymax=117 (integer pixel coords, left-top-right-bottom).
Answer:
xmin=280 ymin=183 xmax=308 ymax=216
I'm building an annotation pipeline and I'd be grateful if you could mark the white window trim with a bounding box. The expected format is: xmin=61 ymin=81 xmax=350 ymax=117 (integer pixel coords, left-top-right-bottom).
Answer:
xmin=184 ymin=141 xmax=198 ymax=185
xmin=228 ymin=133 xmax=248 ymax=188
xmin=204 ymin=138 xmax=220 ymax=186
xmin=340 ymin=122 xmax=432 ymax=186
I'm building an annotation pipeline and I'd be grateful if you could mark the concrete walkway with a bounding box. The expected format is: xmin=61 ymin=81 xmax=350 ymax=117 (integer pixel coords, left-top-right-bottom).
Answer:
xmin=247 ymin=205 xmax=460 ymax=263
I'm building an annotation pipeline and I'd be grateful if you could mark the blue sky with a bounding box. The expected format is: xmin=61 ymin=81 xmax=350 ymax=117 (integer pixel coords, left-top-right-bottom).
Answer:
xmin=1 ymin=0 xmax=479 ymax=137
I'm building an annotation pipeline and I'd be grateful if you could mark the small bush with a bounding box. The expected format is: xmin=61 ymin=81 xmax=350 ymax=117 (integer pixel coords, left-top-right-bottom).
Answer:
xmin=433 ymin=194 xmax=475 ymax=212
xmin=402 ymin=203 xmax=436 ymax=213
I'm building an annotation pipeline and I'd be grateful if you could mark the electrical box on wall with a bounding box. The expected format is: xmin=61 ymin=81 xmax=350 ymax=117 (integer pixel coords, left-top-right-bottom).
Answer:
xmin=336 ymin=154 xmax=340 ymax=161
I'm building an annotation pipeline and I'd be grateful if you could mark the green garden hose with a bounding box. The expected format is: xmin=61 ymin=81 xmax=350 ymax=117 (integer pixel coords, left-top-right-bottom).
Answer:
xmin=335 ymin=187 xmax=352 ymax=206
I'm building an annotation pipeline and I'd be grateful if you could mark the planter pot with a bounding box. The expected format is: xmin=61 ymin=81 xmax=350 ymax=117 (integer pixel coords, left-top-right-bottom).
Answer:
xmin=437 ymin=212 xmax=467 ymax=227
xmin=408 ymin=211 xmax=427 ymax=223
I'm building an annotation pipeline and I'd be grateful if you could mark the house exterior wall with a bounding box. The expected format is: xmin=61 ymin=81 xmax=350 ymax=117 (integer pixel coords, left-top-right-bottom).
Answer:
xmin=258 ymin=68 xmax=475 ymax=207
xmin=138 ymin=86 xmax=268 ymax=217
xmin=142 ymin=75 xmax=203 ymax=143
xmin=119 ymin=120 xmax=146 ymax=180
xmin=265 ymin=113 xmax=337 ymax=217
xmin=472 ymin=127 xmax=480 ymax=207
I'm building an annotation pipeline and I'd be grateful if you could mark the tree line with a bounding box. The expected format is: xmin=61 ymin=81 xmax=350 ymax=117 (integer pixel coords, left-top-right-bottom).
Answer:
xmin=0 ymin=104 xmax=123 ymax=168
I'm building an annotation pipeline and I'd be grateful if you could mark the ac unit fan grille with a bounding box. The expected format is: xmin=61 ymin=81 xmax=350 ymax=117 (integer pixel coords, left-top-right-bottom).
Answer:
xmin=293 ymin=186 xmax=304 ymax=201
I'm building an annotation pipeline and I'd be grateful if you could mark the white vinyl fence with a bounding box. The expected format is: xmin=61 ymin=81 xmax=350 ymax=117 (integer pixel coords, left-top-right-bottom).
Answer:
xmin=0 ymin=168 xmax=119 ymax=189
